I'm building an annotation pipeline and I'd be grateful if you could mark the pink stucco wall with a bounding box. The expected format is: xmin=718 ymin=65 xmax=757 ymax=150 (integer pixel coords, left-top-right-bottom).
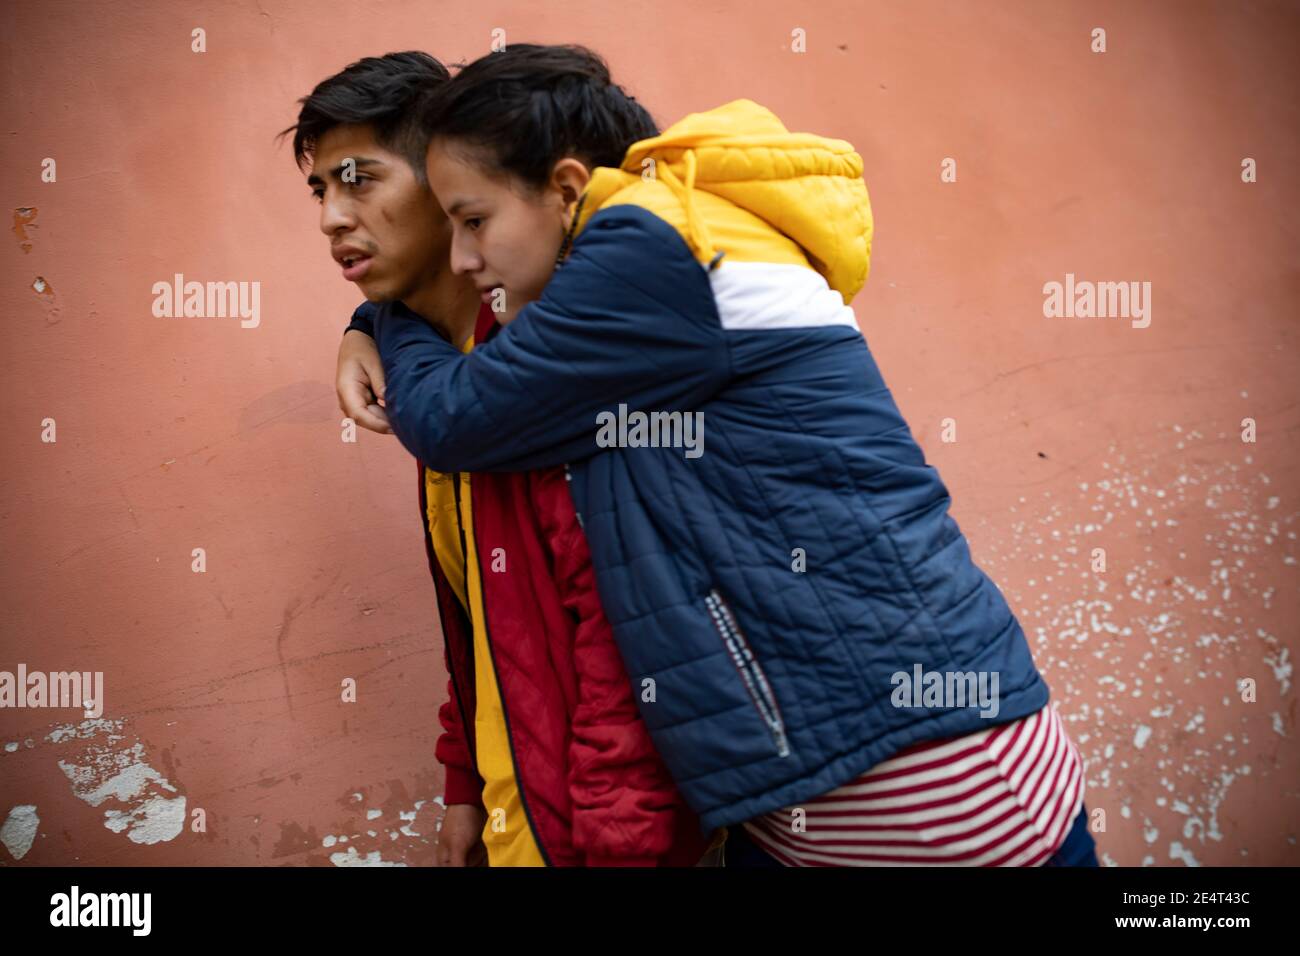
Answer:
xmin=1 ymin=0 xmax=1296 ymax=866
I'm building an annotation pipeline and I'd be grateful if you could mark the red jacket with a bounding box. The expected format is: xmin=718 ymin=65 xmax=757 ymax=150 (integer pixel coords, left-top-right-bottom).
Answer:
xmin=424 ymin=311 xmax=708 ymax=866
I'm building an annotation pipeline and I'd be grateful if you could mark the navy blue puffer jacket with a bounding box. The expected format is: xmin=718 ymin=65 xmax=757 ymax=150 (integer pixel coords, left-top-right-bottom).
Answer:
xmin=367 ymin=102 xmax=1049 ymax=832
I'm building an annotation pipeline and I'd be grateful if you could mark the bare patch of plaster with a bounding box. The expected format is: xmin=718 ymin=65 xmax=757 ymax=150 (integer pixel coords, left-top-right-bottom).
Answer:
xmin=47 ymin=718 xmax=185 ymax=845
xmin=13 ymin=207 xmax=37 ymax=253
xmin=329 ymin=845 xmax=407 ymax=866
xmin=319 ymin=784 xmax=438 ymax=865
xmin=1 ymin=805 xmax=40 ymax=860
xmin=974 ymin=425 xmax=1297 ymax=865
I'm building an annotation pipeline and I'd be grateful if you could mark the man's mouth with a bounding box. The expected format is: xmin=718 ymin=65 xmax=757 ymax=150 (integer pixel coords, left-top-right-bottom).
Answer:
xmin=340 ymin=254 xmax=373 ymax=282
xmin=333 ymin=244 xmax=375 ymax=282
xmin=479 ymin=285 xmax=502 ymax=305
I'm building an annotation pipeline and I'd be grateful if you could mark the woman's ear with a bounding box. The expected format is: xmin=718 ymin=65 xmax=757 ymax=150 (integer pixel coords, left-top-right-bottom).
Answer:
xmin=552 ymin=157 xmax=592 ymax=217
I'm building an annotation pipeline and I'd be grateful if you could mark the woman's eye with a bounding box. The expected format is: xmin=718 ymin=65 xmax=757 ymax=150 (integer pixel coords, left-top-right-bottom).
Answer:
xmin=311 ymin=191 xmax=324 ymax=204
xmin=464 ymin=217 xmax=483 ymax=231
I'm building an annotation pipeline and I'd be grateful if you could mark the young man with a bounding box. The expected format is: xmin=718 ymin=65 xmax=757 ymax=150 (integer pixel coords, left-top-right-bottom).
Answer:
xmin=283 ymin=52 xmax=710 ymax=867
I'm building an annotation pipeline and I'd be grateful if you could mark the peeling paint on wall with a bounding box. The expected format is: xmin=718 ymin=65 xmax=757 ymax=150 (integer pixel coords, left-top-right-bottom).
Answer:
xmin=328 ymin=846 xmax=406 ymax=866
xmin=46 ymin=719 xmax=186 ymax=845
xmin=12 ymin=206 xmax=37 ymax=253
xmin=0 ymin=805 xmax=40 ymax=860
xmin=310 ymin=784 xmax=437 ymax=866
xmin=974 ymin=428 xmax=1298 ymax=865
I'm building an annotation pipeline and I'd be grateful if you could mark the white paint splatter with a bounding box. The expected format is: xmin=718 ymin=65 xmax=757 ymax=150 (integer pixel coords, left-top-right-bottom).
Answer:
xmin=974 ymin=434 xmax=1297 ymax=865
xmin=329 ymin=846 xmax=406 ymax=867
xmin=392 ymin=799 xmax=428 ymax=840
xmin=1 ymin=805 xmax=40 ymax=860
xmin=1169 ymin=842 xmax=1201 ymax=866
xmin=49 ymin=718 xmax=185 ymax=845
xmin=1263 ymin=647 xmax=1292 ymax=696
xmin=104 ymin=795 xmax=187 ymax=845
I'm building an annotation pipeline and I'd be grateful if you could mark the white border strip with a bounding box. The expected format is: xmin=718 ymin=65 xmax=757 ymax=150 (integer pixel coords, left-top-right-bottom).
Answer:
xmin=707 ymin=260 xmax=860 ymax=332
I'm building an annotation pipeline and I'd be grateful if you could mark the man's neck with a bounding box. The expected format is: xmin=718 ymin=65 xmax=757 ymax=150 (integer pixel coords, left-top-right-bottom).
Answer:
xmin=400 ymin=269 xmax=479 ymax=348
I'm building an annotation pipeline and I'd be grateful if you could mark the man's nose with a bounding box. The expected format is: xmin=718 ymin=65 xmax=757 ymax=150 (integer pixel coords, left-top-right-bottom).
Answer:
xmin=319 ymin=189 xmax=353 ymax=236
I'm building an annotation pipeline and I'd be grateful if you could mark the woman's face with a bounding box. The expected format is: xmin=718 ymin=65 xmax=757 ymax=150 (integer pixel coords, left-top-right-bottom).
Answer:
xmin=426 ymin=139 xmax=589 ymax=325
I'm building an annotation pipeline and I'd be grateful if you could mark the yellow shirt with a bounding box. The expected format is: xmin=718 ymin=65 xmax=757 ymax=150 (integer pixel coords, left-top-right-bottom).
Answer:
xmin=424 ymin=338 xmax=544 ymax=867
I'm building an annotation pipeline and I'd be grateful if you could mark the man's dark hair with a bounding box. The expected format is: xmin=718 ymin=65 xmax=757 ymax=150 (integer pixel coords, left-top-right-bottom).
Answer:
xmin=418 ymin=44 xmax=658 ymax=191
xmin=279 ymin=51 xmax=450 ymax=184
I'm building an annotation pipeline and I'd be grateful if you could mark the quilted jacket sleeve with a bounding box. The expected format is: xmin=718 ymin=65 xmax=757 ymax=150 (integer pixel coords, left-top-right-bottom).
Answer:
xmin=434 ymin=673 xmax=483 ymax=806
xmin=375 ymin=207 xmax=731 ymax=473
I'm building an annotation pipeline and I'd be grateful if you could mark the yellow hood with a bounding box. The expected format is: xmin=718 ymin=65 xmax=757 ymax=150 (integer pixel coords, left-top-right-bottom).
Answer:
xmin=575 ymin=99 xmax=873 ymax=303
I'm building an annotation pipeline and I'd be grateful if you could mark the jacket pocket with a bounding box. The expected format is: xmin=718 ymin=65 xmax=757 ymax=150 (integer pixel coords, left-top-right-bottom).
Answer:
xmin=704 ymin=588 xmax=791 ymax=758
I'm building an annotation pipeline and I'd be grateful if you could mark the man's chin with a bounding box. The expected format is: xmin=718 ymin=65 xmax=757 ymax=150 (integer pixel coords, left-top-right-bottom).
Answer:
xmin=357 ymin=282 xmax=396 ymax=304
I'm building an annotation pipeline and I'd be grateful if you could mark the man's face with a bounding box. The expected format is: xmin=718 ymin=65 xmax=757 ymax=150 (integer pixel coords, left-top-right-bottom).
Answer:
xmin=426 ymin=140 xmax=567 ymax=325
xmin=308 ymin=124 xmax=448 ymax=303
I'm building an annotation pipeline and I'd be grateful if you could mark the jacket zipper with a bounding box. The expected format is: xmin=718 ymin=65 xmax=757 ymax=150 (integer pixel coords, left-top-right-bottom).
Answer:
xmin=461 ymin=473 xmax=553 ymax=866
xmin=563 ymin=463 xmax=583 ymax=529
xmin=704 ymin=588 xmax=791 ymax=758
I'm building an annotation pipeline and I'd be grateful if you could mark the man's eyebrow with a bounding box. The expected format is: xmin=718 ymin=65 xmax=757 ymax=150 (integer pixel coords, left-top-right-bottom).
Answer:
xmin=306 ymin=157 xmax=385 ymax=187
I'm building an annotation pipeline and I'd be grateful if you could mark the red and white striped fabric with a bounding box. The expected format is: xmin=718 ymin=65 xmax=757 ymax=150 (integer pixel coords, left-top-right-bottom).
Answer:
xmin=740 ymin=703 xmax=1085 ymax=866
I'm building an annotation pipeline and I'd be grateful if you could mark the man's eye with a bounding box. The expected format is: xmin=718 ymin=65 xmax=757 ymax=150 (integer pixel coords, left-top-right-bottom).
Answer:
xmin=465 ymin=217 xmax=483 ymax=231
xmin=311 ymin=190 xmax=324 ymax=203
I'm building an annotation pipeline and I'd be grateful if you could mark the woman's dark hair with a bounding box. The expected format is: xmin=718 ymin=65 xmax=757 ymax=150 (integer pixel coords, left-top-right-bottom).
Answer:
xmin=279 ymin=51 xmax=451 ymax=184
xmin=418 ymin=44 xmax=658 ymax=191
